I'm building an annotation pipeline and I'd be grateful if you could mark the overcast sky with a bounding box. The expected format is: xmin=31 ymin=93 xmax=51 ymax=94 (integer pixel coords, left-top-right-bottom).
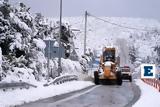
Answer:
xmin=10 ymin=0 xmax=160 ymax=19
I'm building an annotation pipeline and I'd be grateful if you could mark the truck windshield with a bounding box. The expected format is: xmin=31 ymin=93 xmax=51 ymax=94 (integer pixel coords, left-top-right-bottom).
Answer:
xmin=103 ymin=51 xmax=115 ymax=62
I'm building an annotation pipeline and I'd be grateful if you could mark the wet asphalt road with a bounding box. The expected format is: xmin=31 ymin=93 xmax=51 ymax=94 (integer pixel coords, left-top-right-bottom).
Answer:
xmin=18 ymin=81 xmax=140 ymax=107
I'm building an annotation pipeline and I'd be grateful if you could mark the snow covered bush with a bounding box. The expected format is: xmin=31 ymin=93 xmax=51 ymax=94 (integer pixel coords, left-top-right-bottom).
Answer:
xmin=79 ymin=49 xmax=94 ymax=72
xmin=0 ymin=1 xmax=49 ymax=82
xmin=61 ymin=58 xmax=83 ymax=74
xmin=0 ymin=1 xmax=82 ymax=82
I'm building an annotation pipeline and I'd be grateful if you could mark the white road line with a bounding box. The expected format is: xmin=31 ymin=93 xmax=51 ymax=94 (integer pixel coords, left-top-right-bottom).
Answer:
xmin=50 ymin=85 xmax=100 ymax=105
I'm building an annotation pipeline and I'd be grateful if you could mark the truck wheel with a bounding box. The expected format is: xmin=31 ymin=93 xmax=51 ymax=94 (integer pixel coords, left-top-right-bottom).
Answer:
xmin=116 ymin=71 xmax=122 ymax=85
xmin=129 ymin=76 xmax=132 ymax=82
xmin=94 ymin=71 xmax=99 ymax=85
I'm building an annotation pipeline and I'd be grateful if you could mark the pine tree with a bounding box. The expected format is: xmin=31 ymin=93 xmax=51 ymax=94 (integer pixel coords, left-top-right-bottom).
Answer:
xmin=129 ymin=45 xmax=137 ymax=64
xmin=154 ymin=46 xmax=160 ymax=63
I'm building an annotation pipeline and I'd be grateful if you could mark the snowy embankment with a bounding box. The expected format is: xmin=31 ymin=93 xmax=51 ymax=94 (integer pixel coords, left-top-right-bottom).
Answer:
xmin=0 ymin=54 xmax=93 ymax=107
xmin=0 ymin=57 xmax=83 ymax=84
xmin=0 ymin=81 xmax=94 ymax=107
xmin=133 ymin=79 xmax=160 ymax=107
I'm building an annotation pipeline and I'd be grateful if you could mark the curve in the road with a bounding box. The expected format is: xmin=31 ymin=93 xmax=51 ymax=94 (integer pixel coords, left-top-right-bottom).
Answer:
xmin=124 ymin=82 xmax=141 ymax=107
xmin=18 ymin=81 xmax=141 ymax=107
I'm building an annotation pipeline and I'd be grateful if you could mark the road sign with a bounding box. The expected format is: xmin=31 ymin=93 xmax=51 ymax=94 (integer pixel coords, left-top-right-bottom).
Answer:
xmin=141 ymin=64 xmax=156 ymax=79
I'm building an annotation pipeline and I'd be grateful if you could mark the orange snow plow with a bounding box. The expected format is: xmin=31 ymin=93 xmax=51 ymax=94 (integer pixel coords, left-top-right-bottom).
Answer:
xmin=94 ymin=47 xmax=122 ymax=85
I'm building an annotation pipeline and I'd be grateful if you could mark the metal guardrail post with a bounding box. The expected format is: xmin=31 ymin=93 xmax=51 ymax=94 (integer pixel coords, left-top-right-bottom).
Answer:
xmin=44 ymin=75 xmax=78 ymax=86
xmin=0 ymin=82 xmax=37 ymax=91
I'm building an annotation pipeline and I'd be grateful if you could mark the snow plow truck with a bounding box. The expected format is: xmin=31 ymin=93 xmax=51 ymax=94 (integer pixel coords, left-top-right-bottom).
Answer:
xmin=94 ymin=47 xmax=122 ymax=85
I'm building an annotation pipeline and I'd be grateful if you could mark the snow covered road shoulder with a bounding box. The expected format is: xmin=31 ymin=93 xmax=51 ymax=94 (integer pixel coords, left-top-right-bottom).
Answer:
xmin=0 ymin=81 xmax=94 ymax=107
xmin=133 ymin=79 xmax=160 ymax=107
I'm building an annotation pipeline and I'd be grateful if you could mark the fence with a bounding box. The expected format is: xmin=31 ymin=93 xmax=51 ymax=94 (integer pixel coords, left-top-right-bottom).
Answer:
xmin=44 ymin=74 xmax=78 ymax=86
xmin=0 ymin=81 xmax=37 ymax=91
xmin=142 ymin=79 xmax=160 ymax=92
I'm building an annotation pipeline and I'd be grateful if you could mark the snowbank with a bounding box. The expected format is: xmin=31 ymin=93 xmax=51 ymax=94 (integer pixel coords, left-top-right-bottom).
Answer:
xmin=1 ymin=56 xmax=83 ymax=85
xmin=0 ymin=81 xmax=94 ymax=107
xmin=1 ymin=67 xmax=35 ymax=83
xmin=61 ymin=58 xmax=83 ymax=74
xmin=33 ymin=38 xmax=46 ymax=50
xmin=133 ymin=79 xmax=160 ymax=107
xmin=51 ymin=58 xmax=83 ymax=75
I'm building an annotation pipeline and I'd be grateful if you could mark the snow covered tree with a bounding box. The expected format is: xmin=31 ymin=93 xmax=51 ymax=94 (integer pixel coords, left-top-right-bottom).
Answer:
xmin=129 ymin=45 xmax=137 ymax=64
xmin=154 ymin=46 xmax=160 ymax=63
xmin=0 ymin=1 xmax=47 ymax=81
xmin=53 ymin=22 xmax=76 ymax=58
xmin=0 ymin=0 xmax=79 ymax=82
xmin=151 ymin=29 xmax=160 ymax=64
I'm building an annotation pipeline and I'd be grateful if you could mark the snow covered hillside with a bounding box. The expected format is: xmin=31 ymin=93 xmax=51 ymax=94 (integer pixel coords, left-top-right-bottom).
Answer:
xmin=46 ymin=17 xmax=160 ymax=68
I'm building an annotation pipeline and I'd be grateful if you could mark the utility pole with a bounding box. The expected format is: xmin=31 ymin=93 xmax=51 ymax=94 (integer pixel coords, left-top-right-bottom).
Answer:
xmin=58 ymin=0 xmax=62 ymax=76
xmin=84 ymin=11 xmax=87 ymax=55
xmin=47 ymin=39 xmax=51 ymax=81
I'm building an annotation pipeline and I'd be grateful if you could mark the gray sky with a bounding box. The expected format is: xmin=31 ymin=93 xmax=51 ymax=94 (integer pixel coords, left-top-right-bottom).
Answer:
xmin=10 ymin=0 xmax=160 ymax=19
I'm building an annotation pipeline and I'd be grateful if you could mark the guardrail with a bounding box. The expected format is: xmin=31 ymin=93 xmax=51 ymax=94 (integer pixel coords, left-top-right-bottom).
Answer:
xmin=44 ymin=75 xmax=78 ymax=86
xmin=0 ymin=75 xmax=78 ymax=90
xmin=142 ymin=79 xmax=160 ymax=92
xmin=0 ymin=81 xmax=37 ymax=91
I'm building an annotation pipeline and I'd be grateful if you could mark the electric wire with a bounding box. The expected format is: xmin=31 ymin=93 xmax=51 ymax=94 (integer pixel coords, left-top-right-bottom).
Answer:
xmin=87 ymin=12 xmax=155 ymax=32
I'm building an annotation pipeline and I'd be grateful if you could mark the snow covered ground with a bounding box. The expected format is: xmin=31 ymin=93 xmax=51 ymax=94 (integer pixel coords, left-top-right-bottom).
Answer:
xmin=133 ymin=79 xmax=160 ymax=107
xmin=1 ymin=1 xmax=160 ymax=106
xmin=0 ymin=81 xmax=94 ymax=107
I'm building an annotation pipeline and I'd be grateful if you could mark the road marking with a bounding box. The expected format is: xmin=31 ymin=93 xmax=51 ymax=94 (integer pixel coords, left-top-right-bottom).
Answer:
xmin=50 ymin=85 xmax=100 ymax=105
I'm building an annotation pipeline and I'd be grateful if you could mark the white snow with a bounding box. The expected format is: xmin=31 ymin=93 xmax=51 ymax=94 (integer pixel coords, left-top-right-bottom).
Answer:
xmin=52 ymin=58 xmax=83 ymax=75
xmin=0 ymin=0 xmax=3 ymax=5
xmin=133 ymin=79 xmax=160 ymax=107
xmin=0 ymin=81 xmax=94 ymax=107
xmin=1 ymin=67 xmax=35 ymax=83
xmin=0 ymin=48 xmax=2 ymax=74
xmin=53 ymin=41 xmax=59 ymax=47
xmin=10 ymin=33 xmax=22 ymax=50
xmin=36 ymin=51 xmax=47 ymax=74
xmin=104 ymin=61 xmax=114 ymax=66
xmin=9 ymin=13 xmax=32 ymax=34
xmin=33 ymin=38 xmax=46 ymax=50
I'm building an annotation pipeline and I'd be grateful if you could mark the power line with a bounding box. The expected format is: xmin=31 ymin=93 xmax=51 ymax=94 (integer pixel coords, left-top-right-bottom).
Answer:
xmin=87 ymin=12 xmax=154 ymax=32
